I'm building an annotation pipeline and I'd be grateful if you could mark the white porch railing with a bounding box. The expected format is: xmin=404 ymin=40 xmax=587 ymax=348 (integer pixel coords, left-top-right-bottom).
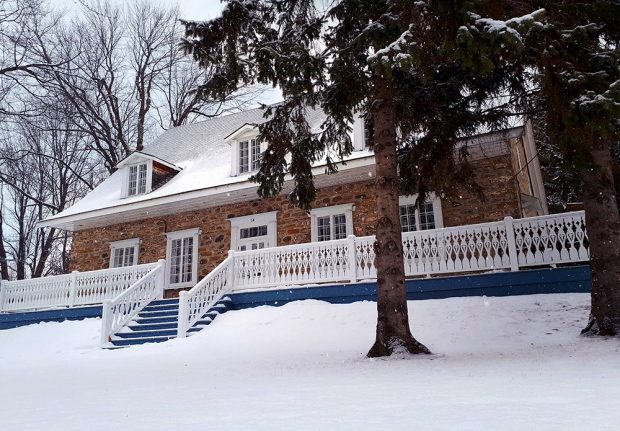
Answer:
xmin=177 ymin=252 xmax=234 ymax=338
xmin=100 ymin=259 xmax=166 ymax=345
xmin=0 ymin=262 xmax=160 ymax=313
xmin=176 ymin=211 xmax=589 ymax=337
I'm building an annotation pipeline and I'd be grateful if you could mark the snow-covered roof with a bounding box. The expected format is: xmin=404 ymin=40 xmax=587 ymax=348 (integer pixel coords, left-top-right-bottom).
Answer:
xmin=40 ymin=105 xmax=525 ymax=232
xmin=41 ymin=106 xmax=374 ymax=230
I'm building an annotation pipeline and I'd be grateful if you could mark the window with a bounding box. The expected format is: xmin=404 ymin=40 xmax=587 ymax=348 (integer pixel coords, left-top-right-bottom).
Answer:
xmin=109 ymin=239 xmax=140 ymax=268
xmin=230 ymin=212 xmax=277 ymax=251
xmin=310 ymin=204 xmax=354 ymax=242
xmin=239 ymin=139 xmax=261 ymax=174
xmin=166 ymin=229 xmax=200 ymax=287
xmin=127 ymin=163 xmax=148 ymax=196
xmin=399 ymin=195 xmax=443 ymax=232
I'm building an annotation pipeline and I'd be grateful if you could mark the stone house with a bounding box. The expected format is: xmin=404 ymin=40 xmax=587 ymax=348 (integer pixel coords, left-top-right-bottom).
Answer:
xmin=40 ymin=107 xmax=548 ymax=293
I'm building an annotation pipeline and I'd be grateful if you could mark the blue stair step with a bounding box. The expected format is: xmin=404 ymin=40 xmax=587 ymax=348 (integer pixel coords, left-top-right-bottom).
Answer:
xmin=195 ymin=318 xmax=213 ymax=326
xmin=106 ymin=295 xmax=234 ymax=348
xmin=116 ymin=329 xmax=177 ymax=339
xmin=137 ymin=309 xmax=178 ymax=318
xmin=142 ymin=303 xmax=179 ymax=312
xmin=135 ymin=316 xmax=177 ymax=325
xmin=128 ymin=322 xmax=178 ymax=331
xmin=110 ymin=336 xmax=174 ymax=347
xmin=116 ymin=327 xmax=202 ymax=339
xmin=149 ymin=299 xmax=180 ymax=306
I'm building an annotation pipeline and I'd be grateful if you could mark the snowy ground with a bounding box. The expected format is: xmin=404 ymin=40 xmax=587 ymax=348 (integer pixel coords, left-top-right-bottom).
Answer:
xmin=0 ymin=293 xmax=618 ymax=431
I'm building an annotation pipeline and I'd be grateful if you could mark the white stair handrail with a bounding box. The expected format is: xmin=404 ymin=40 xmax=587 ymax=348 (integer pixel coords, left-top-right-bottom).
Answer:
xmin=177 ymin=251 xmax=234 ymax=338
xmin=100 ymin=259 xmax=166 ymax=346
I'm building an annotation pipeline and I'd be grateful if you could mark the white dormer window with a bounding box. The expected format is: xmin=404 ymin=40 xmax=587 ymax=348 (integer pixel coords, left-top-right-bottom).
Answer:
xmin=226 ymin=124 xmax=266 ymax=176
xmin=122 ymin=160 xmax=153 ymax=198
xmin=117 ymin=152 xmax=180 ymax=199
xmin=239 ymin=139 xmax=261 ymax=174
xmin=128 ymin=163 xmax=148 ymax=196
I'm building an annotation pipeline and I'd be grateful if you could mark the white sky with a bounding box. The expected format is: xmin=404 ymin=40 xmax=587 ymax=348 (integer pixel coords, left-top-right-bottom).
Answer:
xmin=51 ymin=0 xmax=282 ymax=105
xmin=53 ymin=0 xmax=225 ymax=21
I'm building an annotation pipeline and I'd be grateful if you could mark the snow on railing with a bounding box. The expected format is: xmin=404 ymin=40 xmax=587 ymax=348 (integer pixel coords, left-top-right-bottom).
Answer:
xmin=0 ymin=262 xmax=160 ymax=313
xmin=100 ymin=260 xmax=166 ymax=346
xmin=177 ymin=252 xmax=234 ymax=338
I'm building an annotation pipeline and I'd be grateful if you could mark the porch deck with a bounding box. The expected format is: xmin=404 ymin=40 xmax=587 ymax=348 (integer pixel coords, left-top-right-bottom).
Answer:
xmin=0 ymin=211 xmax=590 ymax=345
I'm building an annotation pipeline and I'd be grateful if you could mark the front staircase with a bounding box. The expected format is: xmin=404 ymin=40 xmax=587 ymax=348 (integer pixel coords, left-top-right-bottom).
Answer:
xmin=109 ymin=296 xmax=233 ymax=347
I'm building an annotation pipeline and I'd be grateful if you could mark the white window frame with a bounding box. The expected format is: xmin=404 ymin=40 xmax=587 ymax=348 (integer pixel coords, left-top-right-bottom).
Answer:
xmin=109 ymin=238 xmax=140 ymax=268
xmin=123 ymin=160 xmax=152 ymax=198
xmin=229 ymin=211 xmax=278 ymax=251
xmin=165 ymin=228 xmax=200 ymax=289
xmin=310 ymin=204 xmax=354 ymax=242
xmin=399 ymin=194 xmax=444 ymax=232
xmin=227 ymin=125 xmax=268 ymax=177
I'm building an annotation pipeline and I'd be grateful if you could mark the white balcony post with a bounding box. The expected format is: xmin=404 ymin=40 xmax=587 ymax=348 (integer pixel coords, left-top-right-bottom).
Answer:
xmin=504 ymin=216 xmax=520 ymax=271
xmin=347 ymin=235 xmax=358 ymax=283
xmin=227 ymin=250 xmax=235 ymax=290
xmin=68 ymin=270 xmax=79 ymax=307
xmin=0 ymin=279 xmax=5 ymax=312
xmin=177 ymin=290 xmax=189 ymax=338
xmin=100 ymin=299 xmax=112 ymax=346
xmin=157 ymin=259 xmax=166 ymax=299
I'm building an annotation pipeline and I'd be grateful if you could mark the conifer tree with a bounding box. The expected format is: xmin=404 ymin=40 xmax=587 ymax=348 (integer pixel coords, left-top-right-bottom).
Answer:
xmin=183 ymin=0 xmax=620 ymax=354
xmin=182 ymin=0 xmax=530 ymax=356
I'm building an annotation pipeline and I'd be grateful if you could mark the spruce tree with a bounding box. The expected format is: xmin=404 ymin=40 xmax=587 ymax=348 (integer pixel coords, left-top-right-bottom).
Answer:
xmin=182 ymin=0 xmax=531 ymax=356
xmin=525 ymin=1 xmax=620 ymax=335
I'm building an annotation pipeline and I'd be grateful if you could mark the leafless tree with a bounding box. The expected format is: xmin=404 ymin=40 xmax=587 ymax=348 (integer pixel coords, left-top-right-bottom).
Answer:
xmin=0 ymin=0 xmax=262 ymax=279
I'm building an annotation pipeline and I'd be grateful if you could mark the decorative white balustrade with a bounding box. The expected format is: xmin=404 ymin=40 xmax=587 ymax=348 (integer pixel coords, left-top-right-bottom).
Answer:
xmin=0 ymin=262 xmax=160 ymax=313
xmin=512 ymin=213 xmax=590 ymax=266
xmin=177 ymin=252 xmax=234 ymax=338
xmin=176 ymin=212 xmax=589 ymax=336
xmin=100 ymin=260 xmax=166 ymax=345
xmin=232 ymin=239 xmax=356 ymax=290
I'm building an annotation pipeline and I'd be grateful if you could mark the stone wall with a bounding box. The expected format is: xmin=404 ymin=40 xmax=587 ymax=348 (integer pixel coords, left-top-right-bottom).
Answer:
xmin=70 ymin=154 xmax=520 ymax=277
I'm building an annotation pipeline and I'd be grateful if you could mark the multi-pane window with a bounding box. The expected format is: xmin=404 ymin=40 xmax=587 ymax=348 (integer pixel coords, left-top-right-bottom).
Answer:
xmin=111 ymin=246 xmax=135 ymax=268
xmin=169 ymin=236 xmax=194 ymax=285
xmin=109 ymin=239 xmax=139 ymax=268
xmin=418 ymin=201 xmax=436 ymax=230
xmin=239 ymin=139 xmax=261 ymax=174
xmin=313 ymin=210 xmax=351 ymax=242
xmin=239 ymin=141 xmax=250 ymax=174
xmin=251 ymin=139 xmax=261 ymax=171
xmin=128 ymin=163 xmax=148 ymax=196
xmin=400 ymin=204 xmax=418 ymax=232
xmin=317 ymin=216 xmax=331 ymax=242
xmin=399 ymin=197 xmax=441 ymax=232
xmin=240 ymin=225 xmax=268 ymax=239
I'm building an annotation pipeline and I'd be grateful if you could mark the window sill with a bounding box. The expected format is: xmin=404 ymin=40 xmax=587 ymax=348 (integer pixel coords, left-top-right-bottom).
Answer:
xmin=165 ymin=281 xmax=195 ymax=290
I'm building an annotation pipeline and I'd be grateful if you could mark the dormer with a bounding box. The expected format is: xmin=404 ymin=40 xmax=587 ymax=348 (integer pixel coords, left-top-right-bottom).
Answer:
xmin=225 ymin=123 xmax=267 ymax=177
xmin=116 ymin=152 xmax=181 ymax=198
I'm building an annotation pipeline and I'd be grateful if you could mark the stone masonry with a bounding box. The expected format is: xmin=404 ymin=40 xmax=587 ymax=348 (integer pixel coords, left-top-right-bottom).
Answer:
xmin=71 ymin=154 xmax=520 ymax=280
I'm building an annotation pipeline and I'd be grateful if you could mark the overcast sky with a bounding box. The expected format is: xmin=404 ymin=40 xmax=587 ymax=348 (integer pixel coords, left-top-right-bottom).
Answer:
xmin=54 ymin=0 xmax=225 ymax=21
xmin=52 ymin=0 xmax=282 ymax=105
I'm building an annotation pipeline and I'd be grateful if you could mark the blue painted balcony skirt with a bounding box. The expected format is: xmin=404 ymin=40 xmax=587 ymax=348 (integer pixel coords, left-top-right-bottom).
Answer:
xmin=0 ymin=265 xmax=590 ymax=330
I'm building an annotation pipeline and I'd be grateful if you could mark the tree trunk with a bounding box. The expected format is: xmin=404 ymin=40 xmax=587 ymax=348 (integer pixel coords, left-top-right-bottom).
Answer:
xmin=0 ymin=213 xmax=9 ymax=280
xmin=367 ymin=73 xmax=430 ymax=357
xmin=581 ymin=141 xmax=620 ymax=336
